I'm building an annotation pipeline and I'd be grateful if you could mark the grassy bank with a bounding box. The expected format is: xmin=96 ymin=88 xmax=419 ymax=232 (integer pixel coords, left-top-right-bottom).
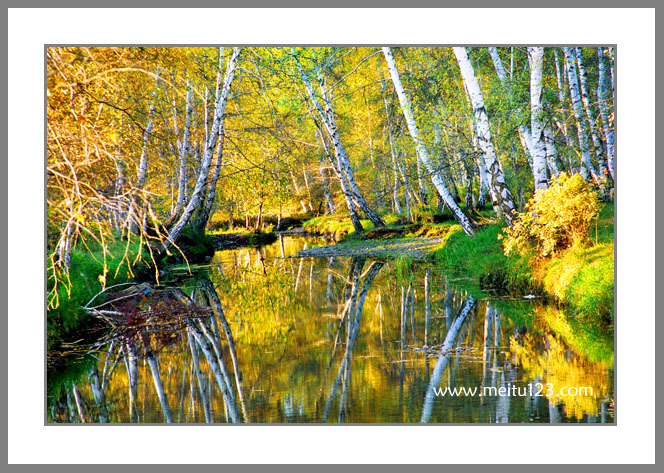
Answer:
xmin=47 ymin=225 xmax=218 ymax=348
xmin=47 ymin=239 xmax=146 ymax=348
xmin=429 ymin=202 xmax=614 ymax=324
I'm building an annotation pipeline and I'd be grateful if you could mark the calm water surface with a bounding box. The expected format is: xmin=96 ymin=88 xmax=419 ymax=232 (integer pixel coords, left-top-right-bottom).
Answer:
xmin=47 ymin=235 xmax=614 ymax=423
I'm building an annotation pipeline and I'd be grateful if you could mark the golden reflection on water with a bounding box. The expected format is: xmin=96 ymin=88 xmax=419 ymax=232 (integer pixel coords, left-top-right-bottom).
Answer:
xmin=49 ymin=236 xmax=614 ymax=424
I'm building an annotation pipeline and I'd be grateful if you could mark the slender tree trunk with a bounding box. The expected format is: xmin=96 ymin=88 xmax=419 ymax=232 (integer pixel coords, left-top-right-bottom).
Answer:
xmin=383 ymin=47 xmax=476 ymax=235
xmin=597 ymin=47 xmax=615 ymax=182
xmin=172 ymin=80 xmax=193 ymax=220
xmin=319 ymin=158 xmax=336 ymax=215
xmin=453 ymin=47 xmax=517 ymax=226
xmin=293 ymin=50 xmax=384 ymax=228
xmin=543 ymin=125 xmax=561 ymax=178
xmin=157 ymin=48 xmax=241 ymax=254
xmin=527 ymin=47 xmax=549 ymax=191
xmin=196 ymin=47 xmax=240 ymax=230
xmin=576 ymin=47 xmax=610 ymax=197
xmin=463 ymin=157 xmax=475 ymax=210
xmin=315 ymin=123 xmax=364 ymax=232
xmin=563 ymin=47 xmax=598 ymax=182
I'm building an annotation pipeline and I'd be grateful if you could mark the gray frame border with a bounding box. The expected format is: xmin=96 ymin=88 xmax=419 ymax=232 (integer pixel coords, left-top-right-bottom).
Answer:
xmin=4 ymin=1 xmax=659 ymax=472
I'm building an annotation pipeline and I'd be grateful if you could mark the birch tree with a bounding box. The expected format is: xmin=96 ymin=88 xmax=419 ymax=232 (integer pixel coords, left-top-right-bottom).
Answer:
xmin=576 ymin=47 xmax=610 ymax=196
xmin=382 ymin=47 xmax=476 ymax=236
xmin=314 ymin=118 xmax=364 ymax=232
xmin=563 ymin=47 xmax=598 ymax=182
xmin=157 ymin=47 xmax=241 ymax=255
xmin=171 ymin=79 xmax=194 ymax=220
xmin=196 ymin=47 xmax=238 ymax=230
xmin=293 ymin=50 xmax=385 ymax=230
xmin=597 ymin=47 xmax=615 ymax=181
xmin=453 ymin=47 xmax=517 ymax=225
xmin=527 ymin=47 xmax=549 ymax=191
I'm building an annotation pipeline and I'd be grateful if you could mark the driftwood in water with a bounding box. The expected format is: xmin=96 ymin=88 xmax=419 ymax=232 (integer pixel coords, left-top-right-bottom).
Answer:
xmin=87 ymin=283 xmax=212 ymax=356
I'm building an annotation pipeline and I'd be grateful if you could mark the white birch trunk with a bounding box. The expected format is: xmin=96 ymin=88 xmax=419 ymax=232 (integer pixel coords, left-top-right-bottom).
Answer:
xmin=197 ymin=47 xmax=238 ymax=230
xmin=576 ymin=47 xmax=609 ymax=194
xmin=453 ymin=47 xmax=517 ymax=225
xmin=543 ymin=125 xmax=561 ymax=177
xmin=564 ymin=47 xmax=598 ymax=182
xmin=527 ymin=47 xmax=549 ymax=191
xmin=597 ymin=47 xmax=615 ymax=181
xmin=313 ymin=66 xmax=385 ymax=227
xmin=172 ymin=79 xmax=193 ymax=219
xmin=382 ymin=47 xmax=476 ymax=235
xmin=159 ymin=48 xmax=241 ymax=254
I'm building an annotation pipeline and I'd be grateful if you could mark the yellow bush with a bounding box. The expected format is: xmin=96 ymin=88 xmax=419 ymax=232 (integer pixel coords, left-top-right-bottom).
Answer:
xmin=503 ymin=173 xmax=601 ymax=258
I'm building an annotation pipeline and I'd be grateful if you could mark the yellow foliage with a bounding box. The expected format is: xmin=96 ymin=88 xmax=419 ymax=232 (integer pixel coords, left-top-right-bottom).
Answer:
xmin=503 ymin=173 xmax=601 ymax=258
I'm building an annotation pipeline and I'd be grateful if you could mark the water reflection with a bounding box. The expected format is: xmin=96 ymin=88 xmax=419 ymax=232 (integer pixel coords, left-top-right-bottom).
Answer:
xmin=47 ymin=235 xmax=614 ymax=424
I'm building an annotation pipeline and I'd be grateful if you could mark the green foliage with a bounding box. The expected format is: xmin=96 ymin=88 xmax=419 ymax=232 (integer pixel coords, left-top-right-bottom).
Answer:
xmin=430 ymin=224 xmax=536 ymax=296
xmin=164 ymin=225 xmax=215 ymax=264
xmin=503 ymin=173 xmax=601 ymax=258
xmin=303 ymin=215 xmax=374 ymax=238
xmin=47 ymin=239 xmax=145 ymax=348
xmin=542 ymin=242 xmax=614 ymax=323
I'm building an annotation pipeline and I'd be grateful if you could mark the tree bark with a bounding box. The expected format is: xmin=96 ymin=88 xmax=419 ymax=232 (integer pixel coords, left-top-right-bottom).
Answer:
xmin=453 ymin=47 xmax=517 ymax=226
xmin=597 ymin=47 xmax=615 ymax=182
xmin=315 ymin=122 xmax=364 ymax=232
xmin=563 ymin=47 xmax=598 ymax=182
xmin=293 ymin=50 xmax=384 ymax=229
xmin=196 ymin=47 xmax=240 ymax=230
xmin=527 ymin=47 xmax=549 ymax=191
xmin=157 ymin=48 xmax=241 ymax=255
xmin=576 ymin=47 xmax=610 ymax=197
xmin=172 ymin=79 xmax=194 ymax=220
xmin=383 ymin=47 xmax=476 ymax=235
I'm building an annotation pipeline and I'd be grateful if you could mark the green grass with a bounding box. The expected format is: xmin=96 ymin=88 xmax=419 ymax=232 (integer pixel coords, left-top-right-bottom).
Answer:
xmin=428 ymin=201 xmax=614 ymax=323
xmin=429 ymin=224 xmax=537 ymax=297
xmin=47 ymin=239 xmax=146 ymax=348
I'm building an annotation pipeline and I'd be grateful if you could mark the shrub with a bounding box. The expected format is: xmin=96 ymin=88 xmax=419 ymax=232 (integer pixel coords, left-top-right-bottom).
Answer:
xmin=502 ymin=173 xmax=601 ymax=258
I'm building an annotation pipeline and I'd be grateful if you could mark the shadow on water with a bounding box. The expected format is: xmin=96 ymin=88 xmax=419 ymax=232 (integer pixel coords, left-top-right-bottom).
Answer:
xmin=47 ymin=235 xmax=614 ymax=424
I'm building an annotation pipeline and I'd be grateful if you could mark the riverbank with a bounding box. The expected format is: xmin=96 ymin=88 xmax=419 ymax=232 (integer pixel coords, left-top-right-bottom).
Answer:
xmin=298 ymin=202 xmax=614 ymax=324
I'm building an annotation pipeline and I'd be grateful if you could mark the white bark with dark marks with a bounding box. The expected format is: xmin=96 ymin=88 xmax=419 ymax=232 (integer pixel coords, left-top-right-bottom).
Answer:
xmin=454 ymin=47 xmax=517 ymax=226
xmin=159 ymin=48 xmax=241 ymax=254
xmin=383 ymin=47 xmax=476 ymax=236
xmin=527 ymin=47 xmax=549 ymax=191
xmin=564 ymin=47 xmax=598 ymax=182
xmin=597 ymin=47 xmax=615 ymax=181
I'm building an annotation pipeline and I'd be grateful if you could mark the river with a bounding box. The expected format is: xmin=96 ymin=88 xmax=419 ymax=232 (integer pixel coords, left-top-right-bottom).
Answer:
xmin=47 ymin=235 xmax=614 ymax=423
